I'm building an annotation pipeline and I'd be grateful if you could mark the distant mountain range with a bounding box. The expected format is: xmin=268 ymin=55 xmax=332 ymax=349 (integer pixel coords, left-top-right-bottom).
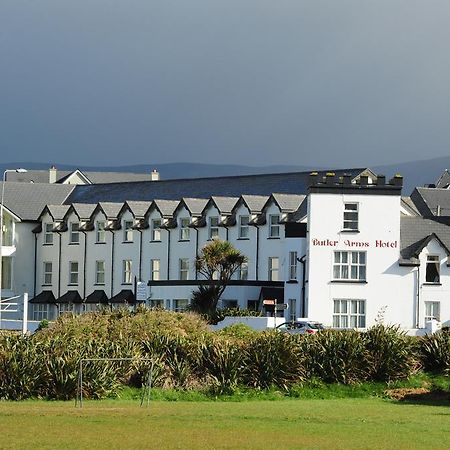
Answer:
xmin=1 ymin=156 xmax=449 ymax=195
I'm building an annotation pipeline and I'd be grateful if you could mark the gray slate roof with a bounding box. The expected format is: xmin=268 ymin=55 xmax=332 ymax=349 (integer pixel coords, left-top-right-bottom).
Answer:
xmin=239 ymin=195 xmax=269 ymax=214
xmin=0 ymin=182 xmax=75 ymax=221
xmin=270 ymin=193 xmax=306 ymax=212
xmin=44 ymin=205 xmax=71 ymax=221
xmin=96 ymin=202 xmax=123 ymax=219
xmin=401 ymin=197 xmax=420 ymax=216
xmin=152 ymin=200 xmax=180 ymax=217
xmin=6 ymin=169 xmax=153 ymax=184
xmin=124 ymin=201 xmax=152 ymax=218
xmin=400 ymin=216 xmax=450 ymax=260
xmin=65 ymin=169 xmax=368 ymax=204
xmin=208 ymin=196 xmax=239 ymax=214
xmin=410 ymin=187 xmax=450 ymax=217
xmin=69 ymin=203 xmax=97 ymax=220
xmin=181 ymin=198 xmax=209 ymax=216
xmin=435 ymin=169 xmax=450 ymax=189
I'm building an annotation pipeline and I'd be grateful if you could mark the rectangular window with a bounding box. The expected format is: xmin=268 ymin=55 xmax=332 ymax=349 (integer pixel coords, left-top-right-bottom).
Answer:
xmin=333 ymin=299 xmax=366 ymax=329
xmin=179 ymin=218 xmax=190 ymax=241
xmin=82 ymin=303 xmax=98 ymax=313
xmin=149 ymin=299 xmax=164 ymax=309
xmin=69 ymin=261 xmax=79 ymax=285
xmin=151 ymin=219 xmax=161 ymax=241
xmin=333 ymin=251 xmax=366 ymax=281
xmin=343 ymin=203 xmax=359 ymax=231
xmin=222 ymin=299 xmax=238 ymax=309
xmin=425 ymin=301 xmax=440 ymax=323
xmin=123 ymin=220 xmax=134 ymax=242
xmin=269 ymin=215 xmax=280 ymax=238
xmin=96 ymin=221 xmax=106 ymax=243
xmin=247 ymin=300 xmax=258 ymax=311
xmin=59 ymin=303 xmax=73 ymax=315
xmin=289 ymin=251 xmax=298 ymax=280
xmin=239 ymin=262 xmax=249 ymax=280
xmin=425 ymin=255 xmax=440 ymax=283
xmin=179 ymin=258 xmax=189 ymax=280
xmin=239 ymin=216 xmax=250 ymax=239
xmin=44 ymin=223 xmax=53 ymax=245
xmin=43 ymin=262 xmax=52 ymax=285
xmin=268 ymin=257 xmax=279 ymax=281
xmin=150 ymin=259 xmax=160 ymax=281
xmin=95 ymin=260 xmax=105 ymax=285
xmin=69 ymin=222 xmax=80 ymax=244
xmin=2 ymin=214 xmax=13 ymax=246
xmin=122 ymin=260 xmax=132 ymax=284
xmin=289 ymin=298 xmax=296 ymax=322
xmin=209 ymin=217 xmax=219 ymax=240
xmin=1 ymin=256 xmax=12 ymax=290
xmin=32 ymin=304 xmax=49 ymax=321
xmin=173 ymin=299 xmax=189 ymax=312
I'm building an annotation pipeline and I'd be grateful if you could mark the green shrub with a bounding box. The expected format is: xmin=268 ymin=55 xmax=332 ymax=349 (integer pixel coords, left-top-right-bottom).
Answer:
xmin=244 ymin=331 xmax=305 ymax=389
xmin=419 ymin=332 xmax=450 ymax=375
xmin=364 ymin=324 xmax=418 ymax=381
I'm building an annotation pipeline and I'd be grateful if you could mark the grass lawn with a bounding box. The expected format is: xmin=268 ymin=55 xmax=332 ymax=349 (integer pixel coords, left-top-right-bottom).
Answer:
xmin=0 ymin=397 xmax=449 ymax=449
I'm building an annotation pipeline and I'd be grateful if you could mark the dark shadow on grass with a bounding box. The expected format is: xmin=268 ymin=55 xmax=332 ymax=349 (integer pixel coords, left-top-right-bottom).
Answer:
xmin=389 ymin=389 xmax=450 ymax=407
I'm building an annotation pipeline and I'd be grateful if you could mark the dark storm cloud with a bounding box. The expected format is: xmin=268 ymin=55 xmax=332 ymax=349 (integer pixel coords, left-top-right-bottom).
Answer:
xmin=1 ymin=0 xmax=450 ymax=167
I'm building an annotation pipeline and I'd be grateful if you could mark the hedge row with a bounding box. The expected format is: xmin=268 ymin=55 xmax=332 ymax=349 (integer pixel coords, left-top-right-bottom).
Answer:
xmin=0 ymin=309 xmax=448 ymax=400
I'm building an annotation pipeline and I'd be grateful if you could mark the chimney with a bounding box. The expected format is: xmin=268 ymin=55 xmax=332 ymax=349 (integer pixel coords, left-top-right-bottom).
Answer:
xmin=342 ymin=174 xmax=352 ymax=186
xmin=49 ymin=165 xmax=57 ymax=183
xmin=376 ymin=175 xmax=386 ymax=186
xmin=308 ymin=172 xmax=318 ymax=187
xmin=151 ymin=169 xmax=160 ymax=181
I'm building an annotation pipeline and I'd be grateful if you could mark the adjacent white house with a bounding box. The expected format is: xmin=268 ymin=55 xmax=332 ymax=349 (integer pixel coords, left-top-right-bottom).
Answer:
xmin=2 ymin=168 xmax=450 ymax=332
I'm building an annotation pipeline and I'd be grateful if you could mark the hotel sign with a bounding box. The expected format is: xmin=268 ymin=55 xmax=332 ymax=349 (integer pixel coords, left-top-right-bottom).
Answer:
xmin=311 ymin=238 xmax=398 ymax=248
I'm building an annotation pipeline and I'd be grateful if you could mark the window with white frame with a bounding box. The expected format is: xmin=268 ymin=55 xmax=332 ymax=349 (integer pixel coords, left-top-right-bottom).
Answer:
xmin=179 ymin=218 xmax=190 ymax=241
xmin=82 ymin=303 xmax=98 ymax=313
xmin=269 ymin=215 xmax=280 ymax=238
xmin=69 ymin=261 xmax=79 ymax=285
xmin=123 ymin=220 xmax=134 ymax=242
xmin=343 ymin=203 xmax=359 ymax=231
xmin=95 ymin=260 xmax=105 ymax=285
xmin=149 ymin=299 xmax=164 ymax=309
xmin=425 ymin=255 xmax=440 ymax=283
xmin=32 ymin=304 xmax=48 ymax=321
xmin=333 ymin=251 xmax=366 ymax=281
xmin=43 ymin=262 xmax=52 ymax=285
xmin=59 ymin=303 xmax=73 ymax=315
xmin=179 ymin=258 xmax=189 ymax=280
xmin=333 ymin=299 xmax=366 ymax=329
xmin=69 ymin=222 xmax=80 ymax=244
xmin=44 ymin=223 xmax=53 ymax=245
xmin=425 ymin=301 xmax=440 ymax=323
xmin=239 ymin=261 xmax=249 ymax=280
xmin=122 ymin=260 xmax=132 ymax=284
xmin=1 ymin=256 xmax=12 ymax=290
xmin=268 ymin=257 xmax=279 ymax=281
xmin=96 ymin=221 xmax=106 ymax=243
xmin=2 ymin=214 xmax=13 ymax=246
xmin=151 ymin=219 xmax=162 ymax=241
xmin=173 ymin=299 xmax=189 ymax=312
xmin=289 ymin=298 xmax=296 ymax=322
xmin=150 ymin=259 xmax=160 ymax=281
xmin=239 ymin=215 xmax=250 ymax=239
xmin=209 ymin=217 xmax=219 ymax=240
xmin=289 ymin=251 xmax=298 ymax=280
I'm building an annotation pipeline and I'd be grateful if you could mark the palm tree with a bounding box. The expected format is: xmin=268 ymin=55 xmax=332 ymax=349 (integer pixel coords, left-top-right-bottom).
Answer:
xmin=191 ymin=240 xmax=247 ymax=316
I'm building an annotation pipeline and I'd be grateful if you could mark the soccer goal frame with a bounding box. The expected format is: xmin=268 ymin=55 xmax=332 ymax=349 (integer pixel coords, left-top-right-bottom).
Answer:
xmin=75 ymin=357 xmax=156 ymax=408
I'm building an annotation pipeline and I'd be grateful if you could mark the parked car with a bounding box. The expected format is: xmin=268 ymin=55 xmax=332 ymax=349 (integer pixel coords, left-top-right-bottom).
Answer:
xmin=276 ymin=320 xmax=324 ymax=334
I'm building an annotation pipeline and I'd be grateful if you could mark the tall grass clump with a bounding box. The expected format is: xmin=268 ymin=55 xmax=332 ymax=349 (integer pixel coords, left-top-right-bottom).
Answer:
xmin=244 ymin=331 xmax=305 ymax=389
xmin=419 ymin=331 xmax=450 ymax=375
xmin=364 ymin=324 xmax=418 ymax=381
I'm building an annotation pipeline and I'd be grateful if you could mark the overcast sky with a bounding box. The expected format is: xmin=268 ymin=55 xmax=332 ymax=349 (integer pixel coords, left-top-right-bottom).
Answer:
xmin=1 ymin=1 xmax=450 ymax=168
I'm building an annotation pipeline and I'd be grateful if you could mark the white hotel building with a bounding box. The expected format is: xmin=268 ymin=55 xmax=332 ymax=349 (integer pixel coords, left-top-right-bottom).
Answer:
xmin=1 ymin=167 xmax=450 ymax=332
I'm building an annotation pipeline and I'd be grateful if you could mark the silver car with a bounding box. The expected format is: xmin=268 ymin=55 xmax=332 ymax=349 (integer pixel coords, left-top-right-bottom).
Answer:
xmin=276 ymin=320 xmax=324 ymax=334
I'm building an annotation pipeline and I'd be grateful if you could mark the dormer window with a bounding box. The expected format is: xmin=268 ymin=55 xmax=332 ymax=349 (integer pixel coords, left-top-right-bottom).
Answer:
xmin=343 ymin=203 xmax=358 ymax=231
xmin=123 ymin=220 xmax=134 ymax=242
xmin=239 ymin=216 xmax=250 ymax=239
xmin=151 ymin=219 xmax=161 ymax=241
xmin=269 ymin=215 xmax=280 ymax=238
xmin=96 ymin=221 xmax=106 ymax=243
xmin=209 ymin=217 xmax=219 ymax=240
xmin=44 ymin=223 xmax=53 ymax=245
xmin=69 ymin=223 xmax=79 ymax=244
xmin=179 ymin=218 xmax=190 ymax=241
xmin=425 ymin=255 xmax=440 ymax=283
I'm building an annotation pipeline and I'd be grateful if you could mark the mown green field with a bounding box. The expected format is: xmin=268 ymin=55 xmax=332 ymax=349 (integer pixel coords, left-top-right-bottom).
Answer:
xmin=0 ymin=398 xmax=449 ymax=449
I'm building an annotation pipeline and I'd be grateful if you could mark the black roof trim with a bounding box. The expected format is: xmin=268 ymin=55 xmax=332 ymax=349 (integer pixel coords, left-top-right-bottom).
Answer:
xmin=29 ymin=290 xmax=56 ymax=304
